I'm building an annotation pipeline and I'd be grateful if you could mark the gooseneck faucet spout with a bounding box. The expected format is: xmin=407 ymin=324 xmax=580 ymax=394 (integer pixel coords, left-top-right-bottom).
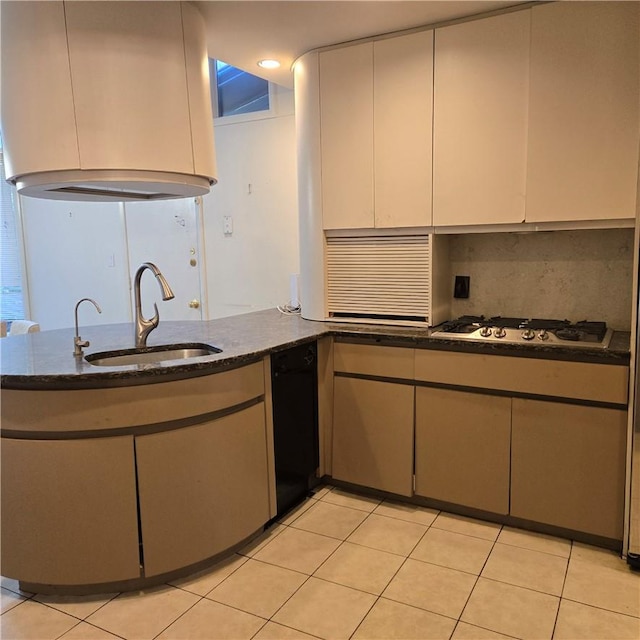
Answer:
xmin=134 ymin=262 xmax=175 ymax=348
xmin=73 ymin=298 xmax=102 ymax=356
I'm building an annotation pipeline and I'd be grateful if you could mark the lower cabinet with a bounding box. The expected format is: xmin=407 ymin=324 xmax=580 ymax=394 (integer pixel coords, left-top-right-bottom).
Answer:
xmin=415 ymin=387 xmax=511 ymax=514
xmin=0 ymin=436 xmax=140 ymax=585
xmin=329 ymin=342 xmax=629 ymax=541
xmin=135 ymin=402 xmax=271 ymax=576
xmin=510 ymin=399 xmax=627 ymax=539
xmin=332 ymin=376 xmax=414 ymax=496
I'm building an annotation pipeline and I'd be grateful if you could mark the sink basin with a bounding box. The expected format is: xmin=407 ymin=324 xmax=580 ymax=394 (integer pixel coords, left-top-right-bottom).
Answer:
xmin=85 ymin=343 xmax=222 ymax=367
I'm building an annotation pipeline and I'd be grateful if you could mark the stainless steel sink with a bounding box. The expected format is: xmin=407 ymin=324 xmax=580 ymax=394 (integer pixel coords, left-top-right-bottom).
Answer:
xmin=85 ymin=343 xmax=222 ymax=367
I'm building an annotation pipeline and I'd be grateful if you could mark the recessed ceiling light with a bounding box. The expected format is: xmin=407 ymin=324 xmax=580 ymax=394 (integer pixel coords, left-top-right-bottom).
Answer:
xmin=258 ymin=59 xmax=281 ymax=70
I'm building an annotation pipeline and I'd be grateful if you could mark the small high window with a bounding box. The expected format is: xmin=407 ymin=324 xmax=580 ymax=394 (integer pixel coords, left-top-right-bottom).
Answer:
xmin=210 ymin=59 xmax=270 ymax=118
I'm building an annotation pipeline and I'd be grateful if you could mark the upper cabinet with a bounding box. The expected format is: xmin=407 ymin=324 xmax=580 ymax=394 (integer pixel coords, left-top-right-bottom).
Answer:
xmin=319 ymin=32 xmax=433 ymax=230
xmin=374 ymin=32 xmax=433 ymax=228
xmin=432 ymin=10 xmax=530 ymax=227
xmin=304 ymin=2 xmax=640 ymax=233
xmin=526 ymin=2 xmax=640 ymax=223
xmin=320 ymin=43 xmax=374 ymax=230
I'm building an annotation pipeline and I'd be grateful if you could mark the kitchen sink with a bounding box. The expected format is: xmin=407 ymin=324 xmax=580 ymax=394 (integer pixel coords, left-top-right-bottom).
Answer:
xmin=85 ymin=343 xmax=222 ymax=367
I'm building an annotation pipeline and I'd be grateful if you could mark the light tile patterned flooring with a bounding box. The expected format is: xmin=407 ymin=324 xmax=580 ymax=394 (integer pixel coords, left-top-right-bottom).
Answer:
xmin=2 ymin=485 xmax=640 ymax=640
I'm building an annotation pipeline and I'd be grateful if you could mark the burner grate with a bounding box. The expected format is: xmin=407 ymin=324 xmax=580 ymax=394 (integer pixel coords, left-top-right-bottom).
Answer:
xmin=439 ymin=316 xmax=484 ymax=333
xmin=486 ymin=317 xmax=528 ymax=328
xmin=525 ymin=319 xmax=571 ymax=331
xmin=573 ymin=321 xmax=607 ymax=341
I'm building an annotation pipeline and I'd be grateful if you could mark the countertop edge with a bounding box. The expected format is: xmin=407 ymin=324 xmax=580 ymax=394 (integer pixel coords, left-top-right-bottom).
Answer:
xmin=0 ymin=310 xmax=631 ymax=390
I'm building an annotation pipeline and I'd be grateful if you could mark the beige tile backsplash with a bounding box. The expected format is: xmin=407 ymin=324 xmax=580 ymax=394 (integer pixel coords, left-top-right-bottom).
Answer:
xmin=448 ymin=228 xmax=634 ymax=330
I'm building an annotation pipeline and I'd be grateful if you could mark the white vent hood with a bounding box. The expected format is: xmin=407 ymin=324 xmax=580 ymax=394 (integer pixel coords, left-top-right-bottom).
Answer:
xmin=0 ymin=1 xmax=217 ymax=202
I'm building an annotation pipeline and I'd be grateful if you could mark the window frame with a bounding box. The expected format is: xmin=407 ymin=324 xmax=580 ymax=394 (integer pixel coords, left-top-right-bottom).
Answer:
xmin=209 ymin=58 xmax=276 ymax=125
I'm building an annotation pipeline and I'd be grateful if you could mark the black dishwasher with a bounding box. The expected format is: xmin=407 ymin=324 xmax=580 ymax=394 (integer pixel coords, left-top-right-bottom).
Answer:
xmin=271 ymin=341 xmax=319 ymax=516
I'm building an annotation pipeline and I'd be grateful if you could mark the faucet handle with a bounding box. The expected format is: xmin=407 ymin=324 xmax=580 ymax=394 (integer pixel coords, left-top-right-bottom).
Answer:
xmin=150 ymin=302 xmax=160 ymax=328
xmin=73 ymin=336 xmax=90 ymax=357
xmin=141 ymin=303 xmax=160 ymax=330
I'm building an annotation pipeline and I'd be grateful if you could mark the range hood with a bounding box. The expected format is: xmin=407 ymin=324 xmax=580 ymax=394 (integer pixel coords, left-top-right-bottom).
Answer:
xmin=0 ymin=1 xmax=217 ymax=202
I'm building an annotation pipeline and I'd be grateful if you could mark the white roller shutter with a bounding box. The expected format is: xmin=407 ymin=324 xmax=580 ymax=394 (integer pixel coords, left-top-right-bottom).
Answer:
xmin=326 ymin=235 xmax=432 ymax=324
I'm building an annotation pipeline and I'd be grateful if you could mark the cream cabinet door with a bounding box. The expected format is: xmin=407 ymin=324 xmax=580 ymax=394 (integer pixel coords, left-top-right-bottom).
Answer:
xmin=415 ymin=387 xmax=511 ymax=514
xmin=65 ymin=3 xmax=193 ymax=174
xmin=433 ymin=10 xmax=530 ymax=226
xmin=374 ymin=31 xmax=433 ymax=228
xmin=511 ymin=399 xmax=627 ymax=539
xmin=0 ymin=436 xmax=140 ymax=586
xmin=526 ymin=2 xmax=640 ymax=223
xmin=135 ymin=403 xmax=271 ymax=576
xmin=332 ymin=376 xmax=414 ymax=496
xmin=319 ymin=43 xmax=374 ymax=230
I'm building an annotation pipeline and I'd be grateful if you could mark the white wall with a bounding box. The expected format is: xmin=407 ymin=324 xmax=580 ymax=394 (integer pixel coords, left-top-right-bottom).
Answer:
xmin=449 ymin=228 xmax=635 ymax=330
xmin=18 ymin=85 xmax=300 ymax=330
xmin=202 ymin=86 xmax=299 ymax=318
xmin=20 ymin=199 xmax=131 ymax=330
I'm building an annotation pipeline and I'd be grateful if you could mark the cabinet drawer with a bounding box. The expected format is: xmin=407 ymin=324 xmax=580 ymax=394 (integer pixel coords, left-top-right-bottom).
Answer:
xmin=415 ymin=349 xmax=628 ymax=404
xmin=1 ymin=361 xmax=265 ymax=433
xmin=334 ymin=342 xmax=414 ymax=379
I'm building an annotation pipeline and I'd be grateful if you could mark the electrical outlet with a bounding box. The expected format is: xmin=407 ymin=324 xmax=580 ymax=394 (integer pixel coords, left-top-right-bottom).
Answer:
xmin=454 ymin=275 xmax=470 ymax=299
xmin=223 ymin=216 xmax=233 ymax=235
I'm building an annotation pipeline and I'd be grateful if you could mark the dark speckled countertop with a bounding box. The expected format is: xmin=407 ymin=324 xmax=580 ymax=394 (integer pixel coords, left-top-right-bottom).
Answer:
xmin=0 ymin=308 xmax=631 ymax=390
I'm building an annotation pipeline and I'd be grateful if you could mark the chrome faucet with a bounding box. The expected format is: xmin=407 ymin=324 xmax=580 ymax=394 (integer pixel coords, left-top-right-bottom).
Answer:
xmin=134 ymin=262 xmax=175 ymax=348
xmin=73 ymin=298 xmax=102 ymax=356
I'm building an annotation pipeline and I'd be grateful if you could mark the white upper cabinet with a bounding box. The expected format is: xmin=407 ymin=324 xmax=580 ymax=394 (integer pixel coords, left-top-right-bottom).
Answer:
xmin=320 ymin=43 xmax=375 ymax=230
xmin=374 ymin=31 xmax=433 ymax=228
xmin=319 ymin=33 xmax=433 ymax=230
xmin=526 ymin=2 xmax=640 ymax=223
xmin=433 ymin=10 xmax=530 ymax=227
xmin=312 ymin=3 xmax=639 ymax=233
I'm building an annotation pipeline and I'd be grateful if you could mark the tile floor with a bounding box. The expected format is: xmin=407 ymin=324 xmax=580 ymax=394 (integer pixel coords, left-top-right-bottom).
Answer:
xmin=2 ymin=485 xmax=640 ymax=640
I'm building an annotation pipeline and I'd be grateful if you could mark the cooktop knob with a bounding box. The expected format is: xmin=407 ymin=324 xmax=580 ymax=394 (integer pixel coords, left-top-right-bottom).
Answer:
xmin=537 ymin=329 xmax=549 ymax=341
xmin=494 ymin=327 xmax=507 ymax=338
xmin=479 ymin=326 xmax=493 ymax=337
xmin=522 ymin=328 xmax=535 ymax=341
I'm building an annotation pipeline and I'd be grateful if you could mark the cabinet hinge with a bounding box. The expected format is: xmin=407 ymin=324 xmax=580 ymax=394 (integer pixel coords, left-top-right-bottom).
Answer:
xmin=412 ymin=474 xmax=416 ymax=492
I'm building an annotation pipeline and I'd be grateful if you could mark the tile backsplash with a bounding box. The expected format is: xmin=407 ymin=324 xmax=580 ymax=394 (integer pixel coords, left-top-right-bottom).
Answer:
xmin=448 ymin=228 xmax=635 ymax=330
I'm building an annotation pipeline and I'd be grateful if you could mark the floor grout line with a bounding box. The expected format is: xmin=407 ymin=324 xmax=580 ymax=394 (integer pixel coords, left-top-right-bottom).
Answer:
xmin=549 ymin=539 xmax=574 ymax=639
xmin=453 ymin=522 xmax=504 ymax=638
xmin=558 ymin=595 xmax=640 ymax=620
xmin=3 ymin=486 xmax=639 ymax=640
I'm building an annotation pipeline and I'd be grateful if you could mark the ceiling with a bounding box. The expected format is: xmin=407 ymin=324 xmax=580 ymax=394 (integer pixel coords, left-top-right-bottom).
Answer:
xmin=195 ymin=1 xmax=528 ymax=88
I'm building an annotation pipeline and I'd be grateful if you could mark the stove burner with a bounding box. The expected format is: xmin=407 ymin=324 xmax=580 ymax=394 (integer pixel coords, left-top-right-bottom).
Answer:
xmin=439 ymin=316 xmax=485 ymax=334
xmin=525 ymin=319 xmax=571 ymax=331
xmin=574 ymin=321 xmax=607 ymax=341
xmin=430 ymin=316 xmax=611 ymax=349
xmin=555 ymin=328 xmax=581 ymax=341
xmin=486 ymin=317 xmax=528 ymax=329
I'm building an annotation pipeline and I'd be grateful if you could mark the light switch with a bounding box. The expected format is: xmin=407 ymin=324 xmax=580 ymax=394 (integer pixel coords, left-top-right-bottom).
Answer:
xmin=223 ymin=216 xmax=233 ymax=235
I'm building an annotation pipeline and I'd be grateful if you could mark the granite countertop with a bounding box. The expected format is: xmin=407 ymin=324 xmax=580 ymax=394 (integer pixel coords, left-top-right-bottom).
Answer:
xmin=0 ymin=309 xmax=631 ymax=390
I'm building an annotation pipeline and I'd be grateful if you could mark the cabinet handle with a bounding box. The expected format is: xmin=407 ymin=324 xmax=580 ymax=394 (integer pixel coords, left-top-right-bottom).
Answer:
xmin=188 ymin=299 xmax=200 ymax=309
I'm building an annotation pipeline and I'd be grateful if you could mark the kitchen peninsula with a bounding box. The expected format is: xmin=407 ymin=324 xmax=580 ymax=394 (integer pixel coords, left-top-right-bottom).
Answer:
xmin=0 ymin=309 xmax=631 ymax=594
